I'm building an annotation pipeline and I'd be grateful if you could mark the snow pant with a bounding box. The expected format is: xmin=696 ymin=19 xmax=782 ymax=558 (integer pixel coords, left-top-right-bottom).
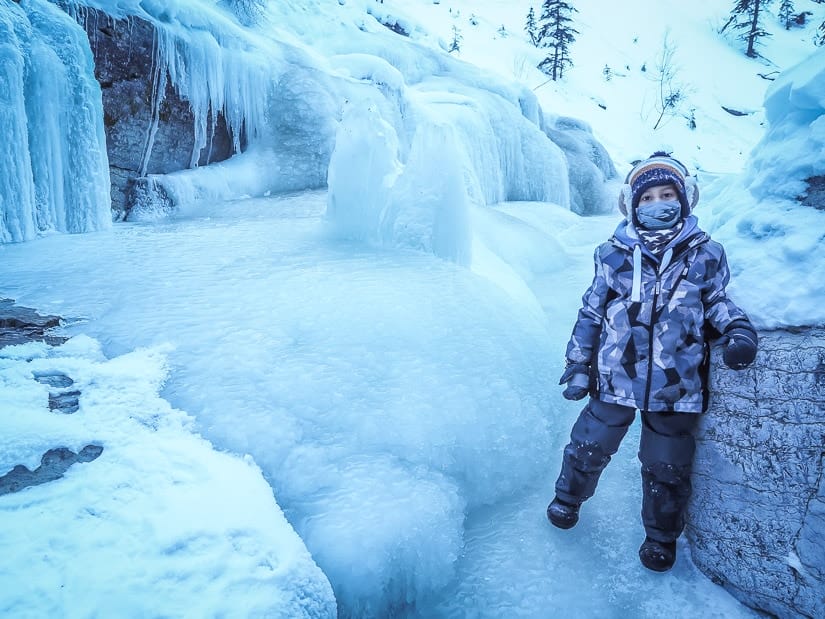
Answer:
xmin=554 ymin=398 xmax=699 ymax=543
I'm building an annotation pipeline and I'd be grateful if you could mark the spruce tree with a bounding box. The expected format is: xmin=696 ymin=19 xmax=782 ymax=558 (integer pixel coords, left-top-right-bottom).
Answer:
xmin=525 ymin=7 xmax=539 ymax=46
xmin=778 ymin=0 xmax=795 ymax=29
xmin=720 ymin=0 xmax=774 ymax=58
xmin=449 ymin=25 xmax=463 ymax=53
xmin=536 ymin=0 xmax=578 ymax=80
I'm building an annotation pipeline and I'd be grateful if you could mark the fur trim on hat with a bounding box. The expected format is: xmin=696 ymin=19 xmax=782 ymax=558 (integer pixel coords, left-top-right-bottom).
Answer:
xmin=684 ymin=176 xmax=699 ymax=209
xmin=618 ymin=184 xmax=633 ymax=217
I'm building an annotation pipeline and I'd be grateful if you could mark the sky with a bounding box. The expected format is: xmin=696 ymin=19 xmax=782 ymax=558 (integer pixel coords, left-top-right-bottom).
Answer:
xmin=1 ymin=0 xmax=824 ymax=617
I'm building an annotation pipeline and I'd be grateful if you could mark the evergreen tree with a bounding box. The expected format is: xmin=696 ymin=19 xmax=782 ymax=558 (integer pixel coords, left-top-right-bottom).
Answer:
xmin=685 ymin=108 xmax=697 ymax=130
xmin=525 ymin=7 xmax=539 ymax=46
xmin=720 ymin=0 xmax=774 ymax=58
xmin=778 ymin=0 xmax=795 ymax=29
xmin=448 ymin=25 xmax=463 ymax=53
xmin=536 ymin=0 xmax=578 ymax=80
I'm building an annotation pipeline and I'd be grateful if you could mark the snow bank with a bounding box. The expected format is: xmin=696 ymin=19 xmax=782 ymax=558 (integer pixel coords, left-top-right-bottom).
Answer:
xmin=746 ymin=46 xmax=825 ymax=201
xmin=701 ymin=48 xmax=825 ymax=328
xmin=0 ymin=335 xmax=335 ymax=617
xmin=699 ymin=173 xmax=825 ymax=328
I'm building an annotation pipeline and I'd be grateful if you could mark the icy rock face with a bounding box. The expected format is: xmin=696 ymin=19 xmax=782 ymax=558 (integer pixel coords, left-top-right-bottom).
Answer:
xmin=73 ymin=8 xmax=237 ymax=219
xmin=800 ymin=175 xmax=825 ymax=210
xmin=687 ymin=328 xmax=825 ymax=619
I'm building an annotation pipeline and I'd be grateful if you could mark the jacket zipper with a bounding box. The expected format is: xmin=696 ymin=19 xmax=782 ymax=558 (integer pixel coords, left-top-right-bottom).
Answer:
xmin=643 ymin=275 xmax=661 ymax=412
xmin=615 ymin=235 xmax=708 ymax=411
xmin=640 ymin=244 xmax=698 ymax=410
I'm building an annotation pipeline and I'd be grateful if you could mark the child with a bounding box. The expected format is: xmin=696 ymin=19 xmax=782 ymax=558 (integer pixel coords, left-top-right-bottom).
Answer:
xmin=547 ymin=152 xmax=757 ymax=572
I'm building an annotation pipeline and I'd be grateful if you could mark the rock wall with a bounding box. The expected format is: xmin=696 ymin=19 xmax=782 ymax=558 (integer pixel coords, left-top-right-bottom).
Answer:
xmin=688 ymin=328 xmax=825 ymax=619
xmin=74 ymin=8 xmax=239 ymax=219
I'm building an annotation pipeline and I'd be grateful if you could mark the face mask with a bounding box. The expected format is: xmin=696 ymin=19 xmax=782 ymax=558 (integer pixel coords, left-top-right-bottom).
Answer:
xmin=636 ymin=199 xmax=681 ymax=230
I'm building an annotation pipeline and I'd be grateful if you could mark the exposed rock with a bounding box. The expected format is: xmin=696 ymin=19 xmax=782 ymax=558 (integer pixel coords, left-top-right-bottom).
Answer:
xmin=48 ymin=390 xmax=82 ymax=414
xmin=721 ymin=106 xmax=751 ymax=117
xmin=72 ymin=8 xmax=241 ymax=219
xmin=0 ymin=445 xmax=104 ymax=496
xmin=0 ymin=298 xmax=64 ymax=347
xmin=32 ymin=372 xmax=75 ymax=389
xmin=688 ymin=328 xmax=825 ymax=619
xmin=34 ymin=372 xmax=81 ymax=414
xmin=798 ymin=175 xmax=825 ymax=210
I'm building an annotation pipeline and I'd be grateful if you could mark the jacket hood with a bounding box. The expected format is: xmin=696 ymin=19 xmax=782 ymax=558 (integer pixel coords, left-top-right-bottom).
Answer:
xmin=610 ymin=215 xmax=709 ymax=304
xmin=611 ymin=215 xmax=706 ymax=259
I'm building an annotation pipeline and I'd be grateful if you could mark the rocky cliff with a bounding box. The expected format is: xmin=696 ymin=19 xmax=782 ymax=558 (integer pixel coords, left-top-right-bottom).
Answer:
xmin=688 ymin=329 xmax=825 ymax=619
xmin=73 ymin=7 xmax=239 ymax=219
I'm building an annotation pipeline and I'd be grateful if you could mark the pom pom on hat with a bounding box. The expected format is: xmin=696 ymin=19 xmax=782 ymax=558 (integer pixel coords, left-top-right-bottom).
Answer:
xmin=617 ymin=152 xmax=699 ymax=223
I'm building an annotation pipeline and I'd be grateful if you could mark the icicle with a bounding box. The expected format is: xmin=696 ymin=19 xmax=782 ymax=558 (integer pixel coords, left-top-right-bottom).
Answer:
xmin=139 ymin=28 xmax=166 ymax=177
xmin=1 ymin=0 xmax=110 ymax=243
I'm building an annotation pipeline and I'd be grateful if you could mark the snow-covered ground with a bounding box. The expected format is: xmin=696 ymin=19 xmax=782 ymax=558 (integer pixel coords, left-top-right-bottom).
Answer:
xmin=2 ymin=0 xmax=825 ymax=616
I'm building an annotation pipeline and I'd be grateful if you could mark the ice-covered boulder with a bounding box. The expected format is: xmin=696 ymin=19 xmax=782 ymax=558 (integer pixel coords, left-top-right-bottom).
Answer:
xmin=543 ymin=115 xmax=617 ymax=216
xmin=687 ymin=329 xmax=825 ymax=619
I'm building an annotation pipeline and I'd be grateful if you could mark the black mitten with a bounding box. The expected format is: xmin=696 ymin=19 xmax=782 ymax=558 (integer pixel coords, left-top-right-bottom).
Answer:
xmin=559 ymin=362 xmax=590 ymax=400
xmin=723 ymin=324 xmax=758 ymax=370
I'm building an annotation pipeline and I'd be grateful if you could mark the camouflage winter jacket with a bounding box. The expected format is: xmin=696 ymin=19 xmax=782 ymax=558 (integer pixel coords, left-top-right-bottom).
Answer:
xmin=565 ymin=216 xmax=750 ymax=413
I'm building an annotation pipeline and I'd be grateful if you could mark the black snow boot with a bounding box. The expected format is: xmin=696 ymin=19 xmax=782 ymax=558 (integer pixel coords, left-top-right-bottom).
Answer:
xmin=546 ymin=497 xmax=579 ymax=529
xmin=638 ymin=537 xmax=677 ymax=572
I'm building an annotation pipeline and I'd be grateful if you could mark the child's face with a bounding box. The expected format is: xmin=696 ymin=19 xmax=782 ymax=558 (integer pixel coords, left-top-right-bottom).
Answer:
xmin=638 ymin=184 xmax=679 ymax=204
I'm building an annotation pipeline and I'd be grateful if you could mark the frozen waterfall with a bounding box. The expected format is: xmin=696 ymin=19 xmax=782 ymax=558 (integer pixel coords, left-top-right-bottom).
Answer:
xmin=0 ymin=0 xmax=111 ymax=243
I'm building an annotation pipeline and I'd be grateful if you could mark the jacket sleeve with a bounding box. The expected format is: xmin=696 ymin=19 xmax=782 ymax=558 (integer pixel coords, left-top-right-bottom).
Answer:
xmin=703 ymin=245 xmax=750 ymax=335
xmin=565 ymin=246 xmax=610 ymax=364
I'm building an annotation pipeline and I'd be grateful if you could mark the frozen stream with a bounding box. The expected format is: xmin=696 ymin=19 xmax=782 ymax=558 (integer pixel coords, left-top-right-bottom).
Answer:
xmin=0 ymin=191 xmax=755 ymax=618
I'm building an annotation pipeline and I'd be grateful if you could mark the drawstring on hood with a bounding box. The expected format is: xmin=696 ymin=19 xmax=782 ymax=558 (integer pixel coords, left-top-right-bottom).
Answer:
xmin=660 ymin=247 xmax=674 ymax=274
xmin=622 ymin=216 xmax=701 ymax=304
xmin=631 ymin=245 xmax=642 ymax=303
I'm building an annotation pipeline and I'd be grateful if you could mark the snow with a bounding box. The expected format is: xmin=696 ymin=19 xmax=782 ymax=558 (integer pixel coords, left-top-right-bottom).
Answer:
xmin=0 ymin=335 xmax=335 ymax=618
xmin=2 ymin=0 xmax=825 ymax=616
xmin=746 ymin=45 xmax=825 ymax=200
xmin=707 ymin=45 xmax=825 ymax=328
